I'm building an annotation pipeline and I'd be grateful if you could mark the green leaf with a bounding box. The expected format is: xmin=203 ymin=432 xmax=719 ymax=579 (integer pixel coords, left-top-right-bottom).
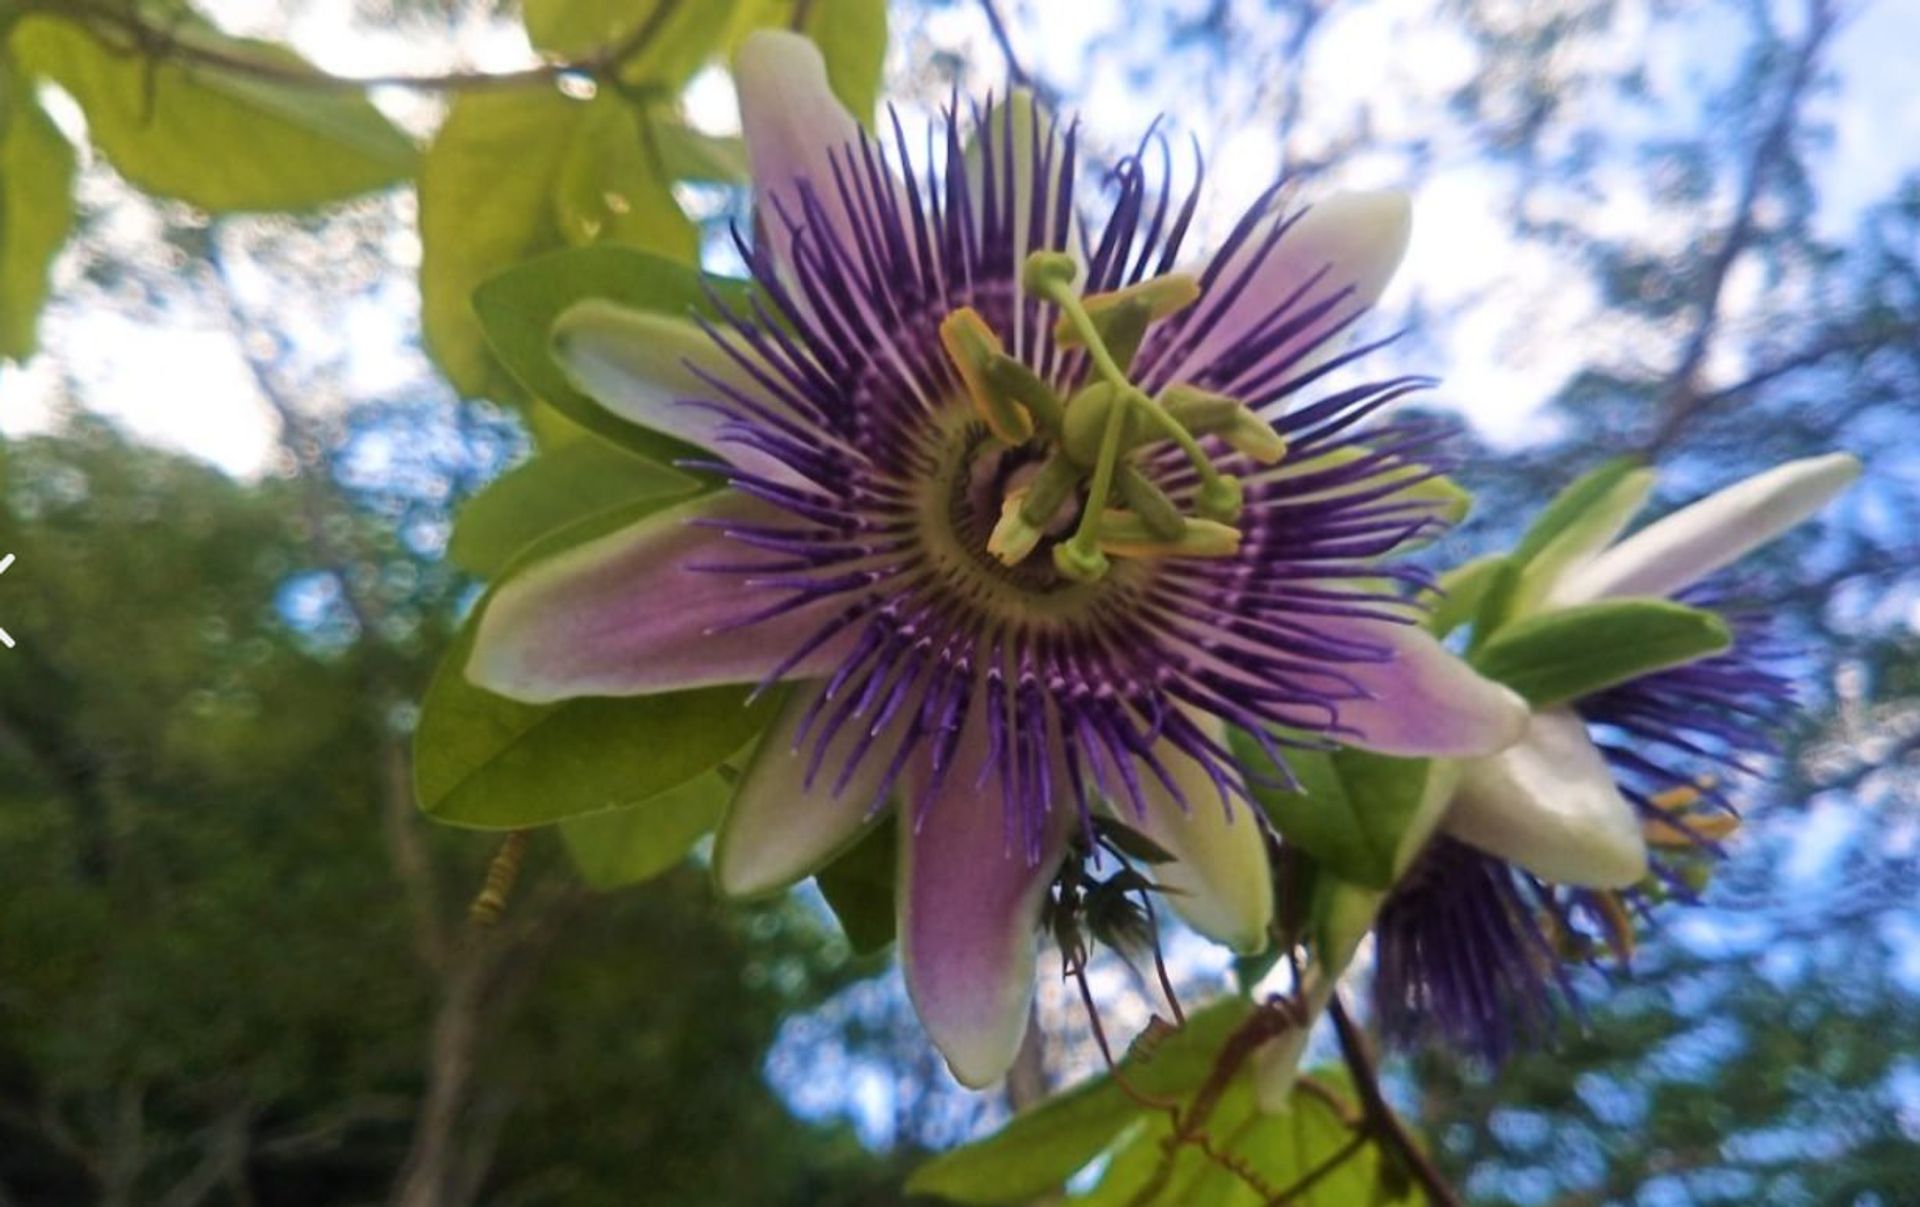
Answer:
xmin=1308 ymin=871 xmax=1384 ymax=973
xmin=652 ymin=115 xmax=748 ymax=182
xmin=1083 ymin=1070 xmax=1418 ymax=1207
xmin=420 ymin=91 xmax=698 ymax=401
xmin=1 ymin=72 xmax=76 ymax=361
xmin=728 ymin=0 xmax=889 ymax=122
xmin=906 ymin=999 xmax=1251 ymax=1204
xmin=471 ymin=244 xmax=750 ymax=460
xmin=559 ymin=769 xmax=730 ymax=888
xmin=553 ymin=97 xmax=696 ymax=254
xmin=448 ymin=437 xmax=697 ymax=578
xmin=414 ymin=500 xmax=781 ymax=829
xmin=814 ymin=813 xmax=896 ymax=954
xmin=11 ymin=16 xmax=412 ymax=211
xmin=1471 ymin=598 xmax=1732 ymax=710
xmin=1232 ymin=734 xmax=1446 ymax=891
xmin=1425 ymin=554 xmax=1506 ymax=637
xmin=524 ymin=0 xmax=741 ymax=90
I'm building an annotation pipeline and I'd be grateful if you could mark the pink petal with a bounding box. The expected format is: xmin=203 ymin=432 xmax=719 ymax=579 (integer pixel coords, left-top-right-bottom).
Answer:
xmin=898 ymin=708 xmax=1071 ymax=1088
xmin=466 ymin=492 xmax=851 ymax=704
xmin=1326 ymin=616 xmax=1529 ymax=758
xmin=1165 ymin=190 xmax=1411 ymax=388
xmin=712 ymin=684 xmax=901 ymax=897
xmin=735 ymin=31 xmax=865 ymax=279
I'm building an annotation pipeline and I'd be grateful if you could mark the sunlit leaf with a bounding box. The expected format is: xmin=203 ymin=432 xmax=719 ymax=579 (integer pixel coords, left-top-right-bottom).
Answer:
xmin=524 ymin=0 xmax=741 ymax=89
xmin=1471 ymin=598 xmax=1731 ymax=709
xmin=10 ymin=16 xmax=412 ymax=211
xmin=560 ymin=769 xmax=731 ymax=888
xmin=906 ymin=999 xmax=1251 ymax=1204
xmin=653 ymin=115 xmax=748 ymax=183
xmin=420 ymin=91 xmax=698 ymax=401
xmin=0 ymin=73 xmax=76 ymax=361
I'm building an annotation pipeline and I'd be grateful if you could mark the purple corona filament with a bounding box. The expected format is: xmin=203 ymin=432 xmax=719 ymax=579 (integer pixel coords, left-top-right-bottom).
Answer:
xmin=683 ymin=99 xmax=1450 ymax=852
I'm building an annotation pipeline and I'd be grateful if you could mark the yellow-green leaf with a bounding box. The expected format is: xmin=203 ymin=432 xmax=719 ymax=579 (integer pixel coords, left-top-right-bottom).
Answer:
xmin=1 ymin=74 xmax=76 ymax=360
xmin=524 ymin=0 xmax=741 ymax=89
xmin=11 ymin=16 xmax=413 ymax=211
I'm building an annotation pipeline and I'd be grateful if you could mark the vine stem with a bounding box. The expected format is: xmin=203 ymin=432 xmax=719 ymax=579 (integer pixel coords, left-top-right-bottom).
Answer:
xmin=1328 ymin=995 xmax=1463 ymax=1207
xmin=19 ymin=0 xmax=685 ymax=93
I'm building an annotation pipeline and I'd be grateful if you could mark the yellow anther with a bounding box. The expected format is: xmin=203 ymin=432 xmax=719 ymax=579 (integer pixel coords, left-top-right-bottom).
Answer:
xmin=1162 ymin=385 xmax=1287 ymax=465
xmin=1645 ymin=812 xmax=1741 ymax=847
xmin=940 ymin=308 xmax=1034 ymax=445
xmin=1055 ymin=273 xmax=1202 ymax=344
xmin=1649 ymin=777 xmax=1717 ymax=813
xmin=988 ymin=491 xmax=1044 ymax=565
xmin=1594 ymin=892 xmax=1637 ymax=962
xmin=1117 ymin=467 xmax=1186 ymax=542
xmin=1095 ymin=511 xmax=1241 ymax=559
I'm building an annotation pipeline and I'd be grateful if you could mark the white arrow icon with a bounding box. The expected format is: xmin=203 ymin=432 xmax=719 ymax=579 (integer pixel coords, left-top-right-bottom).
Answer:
xmin=0 ymin=553 xmax=13 ymax=648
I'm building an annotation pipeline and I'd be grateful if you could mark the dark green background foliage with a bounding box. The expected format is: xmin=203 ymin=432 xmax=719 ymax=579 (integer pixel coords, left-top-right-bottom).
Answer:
xmin=2 ymin=0 xmax=1919 ymax=1203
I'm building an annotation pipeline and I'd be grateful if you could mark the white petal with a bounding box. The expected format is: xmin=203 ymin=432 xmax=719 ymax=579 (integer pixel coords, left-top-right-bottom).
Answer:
xmin=735 ymin=31 xmax=863 ymax=276
xmin=551 ymin=301 xmax=802 ymax=486
xmin=1550 ymin=453 xmax=1860 ymax=605
xmin=1441 ymin=709 xmax=1647 ymax=889
xmin=466 ymin=492 xmax=848 ymax=703
xmin=712 ymin=685 xmax=898 ymax=898
xmin=1122 ymin=728 xmax=1273 ymax=954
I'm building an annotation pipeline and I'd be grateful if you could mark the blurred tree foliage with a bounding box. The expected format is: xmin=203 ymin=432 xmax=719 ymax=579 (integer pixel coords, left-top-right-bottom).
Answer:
xmin=0 ymin=422 xmax=911 ymax=1204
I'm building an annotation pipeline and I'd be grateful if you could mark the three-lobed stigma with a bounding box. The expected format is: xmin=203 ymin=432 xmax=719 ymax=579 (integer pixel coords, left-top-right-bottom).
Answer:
xmin=938 ymin=252 xmax=1284 ymax=585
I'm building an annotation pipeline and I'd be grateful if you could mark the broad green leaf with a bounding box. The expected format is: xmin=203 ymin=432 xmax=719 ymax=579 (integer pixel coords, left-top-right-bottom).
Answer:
xmin=448 ymin=438 xmax=697 ymax=578
xmin=814 ymin=812 xmax=896 ymax=954
xmin=1470 ymin=598 xmax=1732 ymax=709
xmin=420 ymin=91 xmax=697 ymax=401
xmin=560 ymin=769 xmax=730 ymax=888
xmin=1082 ymin=1070 xmax=1418 ymax=1207
xmin=1 ymin=73 xmax=76 ymax=361
xmin=471 ymin=244 xmax=750 ymax=460
xmin=1232 ymin=734 xmax=1444 ymax=891
xmin=414 ymin=499 xmax=781 ymax=829
xmin=11 ymin=17 xmax=412 ymax=211
xmin=906 ymin=999 xmax=1251 ymax=1204
xmin=524 ymin=0 xmax=741 ymax=89
xmin=1425 ymin=553 xmax=1505 ymax=637
xmin=653 ymin=116 xmax=748 ymax=182
xmin=420 ymin=89 xmax=584 ymax=398
xmin=727 ymin=0 xmax=889 ymax=123
xmin=553 ymin=96 xmax=696 ymax=254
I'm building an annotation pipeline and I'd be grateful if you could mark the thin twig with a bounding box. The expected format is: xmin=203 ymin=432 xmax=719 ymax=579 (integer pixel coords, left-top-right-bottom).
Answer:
xmin=977 ymin=0 xmax=1031 ymax=88
xmin=1327 ymin=995 xmax=1462 ymax=1207
xmin=25 ymin=0 xmax=684 ymax=93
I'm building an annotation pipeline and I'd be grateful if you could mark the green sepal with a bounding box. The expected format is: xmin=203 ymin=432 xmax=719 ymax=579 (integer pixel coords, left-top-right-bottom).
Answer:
xmin=472 ymin=246 xmax=753 ymax=461
xmin=1232 ymin=733 xmax=1452 ymax=891
xmin=1425 ymin=553 xmax=1507 ymax=637
xmin=1510 ymin=456 xmax=1647 ymax=564
xmin=1470 ymin=598 xmax=1732 ymax=709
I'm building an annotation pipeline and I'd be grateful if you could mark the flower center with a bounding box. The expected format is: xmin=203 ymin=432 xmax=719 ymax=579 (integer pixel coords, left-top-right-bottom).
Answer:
xmin=936 ymin=252 xmax=1289 ymax=586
